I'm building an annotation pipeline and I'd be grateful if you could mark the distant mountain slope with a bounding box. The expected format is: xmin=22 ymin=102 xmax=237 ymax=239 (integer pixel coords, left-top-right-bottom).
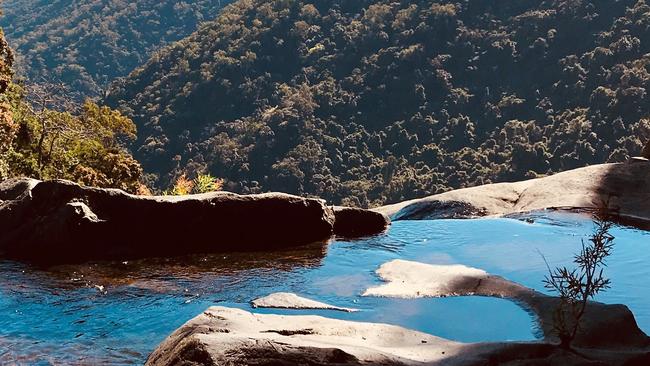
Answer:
xmin=107 ymin=0 xmax=650 ymax=207
xmin=0 ymin=0 xmax=226 ymax=96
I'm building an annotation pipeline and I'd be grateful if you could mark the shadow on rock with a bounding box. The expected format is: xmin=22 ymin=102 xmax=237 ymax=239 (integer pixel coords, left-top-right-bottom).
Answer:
xmin=0 ymin=178 xmax=335 ymax=264
xmin=376 ymin=162 xmax=650 ymax=231
xmin=593 ymin=161 xmax=650 ymax=229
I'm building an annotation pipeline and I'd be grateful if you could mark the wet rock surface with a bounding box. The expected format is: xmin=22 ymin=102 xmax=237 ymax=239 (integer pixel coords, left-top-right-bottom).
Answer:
xmin=391 ymin=200 xmax=488 ymax=221
xmin=0 ymin=178 xmax=337 ymax=264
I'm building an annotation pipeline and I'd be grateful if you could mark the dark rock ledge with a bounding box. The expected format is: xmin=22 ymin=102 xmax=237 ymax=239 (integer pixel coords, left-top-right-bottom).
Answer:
xmin=0 ymin=178 xmax=389 ymax=264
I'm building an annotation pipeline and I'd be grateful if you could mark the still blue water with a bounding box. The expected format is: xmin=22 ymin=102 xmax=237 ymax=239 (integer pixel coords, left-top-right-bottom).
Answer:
xmin=0 ymin=212 xmax=648 ymax=364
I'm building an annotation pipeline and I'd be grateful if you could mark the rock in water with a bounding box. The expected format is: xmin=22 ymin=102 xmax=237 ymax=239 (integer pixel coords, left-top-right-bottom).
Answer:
xmin=0 ymin=178 xmax=336 ymax=263
xmin=362 ymin=260 xmax=488 ymax=298
xmin=363 ymin=259 xmax=650 ymax=349
xmin=145 ymin=306 xmax=460 ymax=366
xmin=252 ymin=292 xmax=358 ymax=312
xmin=146 ymin=306 xmax=650 ymax=366
xmin=332 ymin=206 xmax=389 ymax=238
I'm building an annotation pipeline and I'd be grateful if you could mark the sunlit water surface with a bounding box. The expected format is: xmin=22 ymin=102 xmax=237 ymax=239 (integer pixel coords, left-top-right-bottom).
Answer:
xmin=0 ymin=212 xmax=648 ymax=364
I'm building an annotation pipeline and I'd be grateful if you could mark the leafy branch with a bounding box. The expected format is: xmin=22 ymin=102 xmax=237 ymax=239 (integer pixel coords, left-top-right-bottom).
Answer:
xmin=542 ymin=207 xmax=615 ymax=349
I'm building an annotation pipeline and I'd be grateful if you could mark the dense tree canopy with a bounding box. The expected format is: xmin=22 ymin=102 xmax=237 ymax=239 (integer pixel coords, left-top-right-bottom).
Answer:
xmin=0 ymin=0 xmax=227 ymax=96
xmin=106 ymin=0 xmax=650 ymax=207
xmin=0 ymin=4 xmax=15 ymax=163
xmin=0 ymin=11 xmax=144 ymax=193
xmin=1 ymin=83 xmax=145 ymax=192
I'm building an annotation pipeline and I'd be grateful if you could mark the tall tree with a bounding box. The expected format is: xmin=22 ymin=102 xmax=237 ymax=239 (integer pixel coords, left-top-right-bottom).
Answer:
xmin=0 ymin=4 xmax=16 ymax=155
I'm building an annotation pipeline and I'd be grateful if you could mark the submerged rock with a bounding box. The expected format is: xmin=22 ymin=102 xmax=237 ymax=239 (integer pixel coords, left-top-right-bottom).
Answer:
xmin=332 ymin=206 xmax=390 ymax=238
xmin=0 ymin=178 xmax=336 ymax=263
xmin=252 ymin=292 xmax=358 ymax=312
xmin=376 ymin=163 xmax=650 ymax=225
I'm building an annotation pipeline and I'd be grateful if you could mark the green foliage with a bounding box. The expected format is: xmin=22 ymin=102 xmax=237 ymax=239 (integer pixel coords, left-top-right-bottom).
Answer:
xmin=1 ymin=82 xmax=144 ymax=192
xmin=194 ymin=174 xmax=224 ymax=194
xmin=105 ymin=0 xmax=650 ymax=207
xmin=0 ymin=9 xmax=16 ymax=178
xmin=0 ymin=0 xmax=228 ymax=96
xmin=543 ymin=211 xmax=615 ymax=349
xmin=0 ymin=17 xmax=11 ymax=94
xmin=166 ymin=173 xmax=224 ymax=196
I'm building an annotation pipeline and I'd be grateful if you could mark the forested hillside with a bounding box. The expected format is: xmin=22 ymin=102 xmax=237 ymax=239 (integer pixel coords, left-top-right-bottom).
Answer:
xmin=0 ymin=8 xmax=145 ymax=194
xmin=0 ymin=0 xmax=226 ymax=96
xmin=107 ymin=0 xmax=650 ymax=207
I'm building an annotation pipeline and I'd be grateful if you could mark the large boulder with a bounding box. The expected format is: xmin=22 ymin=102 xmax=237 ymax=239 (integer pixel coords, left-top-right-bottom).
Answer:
xmin=332 ymin=206 xmax=390 ymax=238
xmin=376 ymin=163 xmax=650 ymax=224
xmin=0 ymin=178 xmax=336 ymax=263
xmin=145 ymin=306 xmax=461 ymax=366
xmin=146 ymin=306 xmax=650 ymax=366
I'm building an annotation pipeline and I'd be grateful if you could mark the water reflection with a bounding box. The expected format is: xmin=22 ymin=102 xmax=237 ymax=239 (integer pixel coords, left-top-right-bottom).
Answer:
xmin=1 ymin=213 xmax=648 ymax=364
xmin=2 ymin=242 xmax=329 ymax=292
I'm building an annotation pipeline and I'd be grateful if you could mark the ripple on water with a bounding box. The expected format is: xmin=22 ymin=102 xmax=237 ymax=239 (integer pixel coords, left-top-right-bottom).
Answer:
xmin=1 ymin=211 xmax=648 ymax=364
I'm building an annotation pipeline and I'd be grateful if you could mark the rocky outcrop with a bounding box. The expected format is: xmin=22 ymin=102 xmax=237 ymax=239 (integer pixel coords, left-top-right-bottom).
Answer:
xmin=332 ymin=206 xmax=390 ymax=238
xmin=376 ymin=162 xmax=650 ymax=224
xmin=146 ymin=305 xmax=650 ymax=366
xmin=363 ymin=260 xmax=650 ymax=349
xmin=252 ymin=292 xmax=358 ymax=312
xmin=146 ymin=306 xmax=461 ymax=366
xmin=0 ymin=178 xmax=337 ymax=263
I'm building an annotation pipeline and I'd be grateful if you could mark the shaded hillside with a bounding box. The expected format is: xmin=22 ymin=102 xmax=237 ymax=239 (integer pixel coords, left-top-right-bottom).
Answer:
xmin=107 ymin=0 xmax=650 ymax=207
xmin=0 ymin=0 xmax=226 ymax=96
xmin=1 ymin=9 xmax=145 ymax=193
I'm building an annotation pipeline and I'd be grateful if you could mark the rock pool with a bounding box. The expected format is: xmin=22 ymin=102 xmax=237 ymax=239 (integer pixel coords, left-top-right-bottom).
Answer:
xmin=1 ymin=212 xmax=648 ymax=364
